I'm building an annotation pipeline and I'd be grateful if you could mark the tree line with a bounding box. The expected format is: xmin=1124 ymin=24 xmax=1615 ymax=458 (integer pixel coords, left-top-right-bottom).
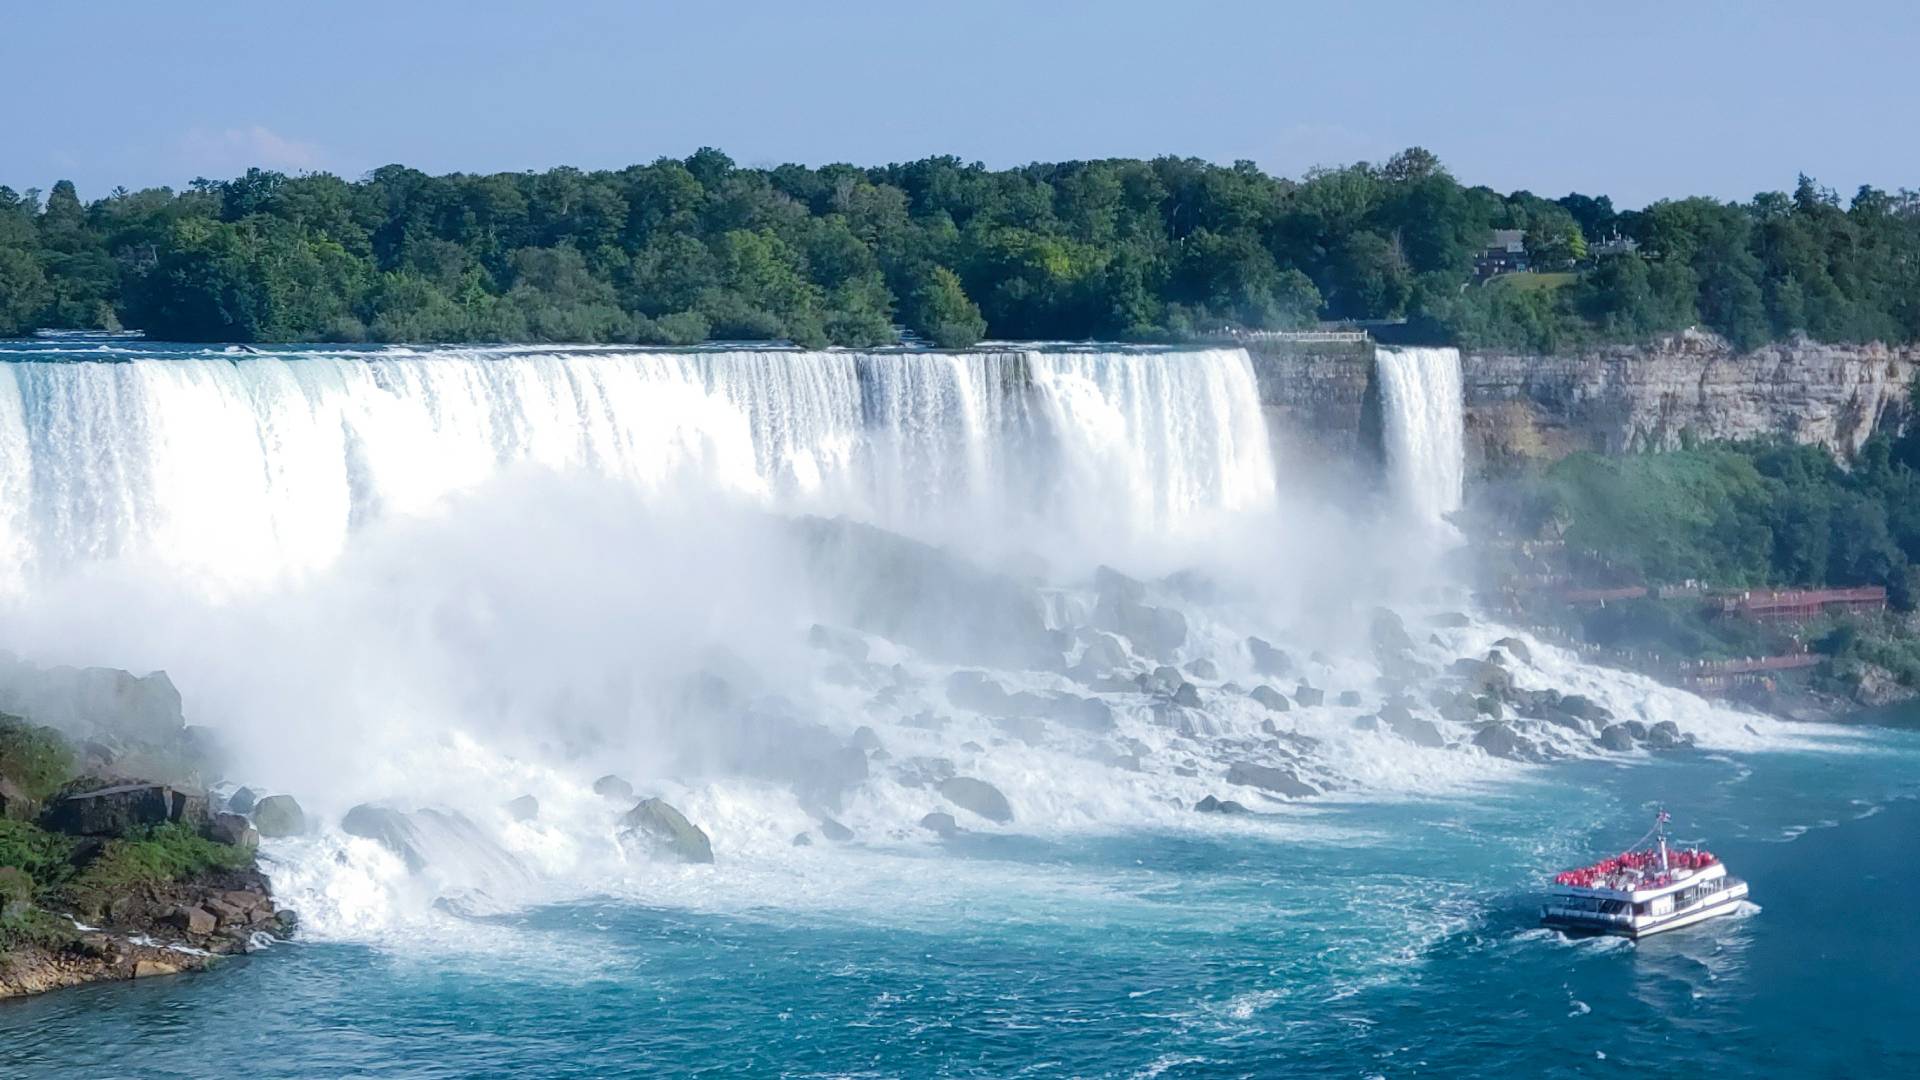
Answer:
xmin=2 ymin=148 xmax=1918 ymax=350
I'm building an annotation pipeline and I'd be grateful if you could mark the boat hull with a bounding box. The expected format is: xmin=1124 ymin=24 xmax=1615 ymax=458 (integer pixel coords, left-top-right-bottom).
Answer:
xmin=1541 ymin=879 xmax=1749 ymax=939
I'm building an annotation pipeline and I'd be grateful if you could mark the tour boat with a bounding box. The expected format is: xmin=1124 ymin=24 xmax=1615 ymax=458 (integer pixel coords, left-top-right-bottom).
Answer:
xmin=1540 ymin=812 xmax=1748 ymax=938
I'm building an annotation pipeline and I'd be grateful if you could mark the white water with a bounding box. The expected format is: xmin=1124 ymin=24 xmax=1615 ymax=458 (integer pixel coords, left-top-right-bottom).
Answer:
xmin=1375 ymin=345 xmax=1466 ymax=527
xmin=0 ymin=341 xmax=1819 ymax=944
xmin=0 ymin=347 xmax=1275 ymax=593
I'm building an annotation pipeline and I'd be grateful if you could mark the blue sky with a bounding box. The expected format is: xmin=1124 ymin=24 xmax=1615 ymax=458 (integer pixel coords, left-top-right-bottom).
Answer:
xmin=5 ymin=0 xmax=1912 ymax=207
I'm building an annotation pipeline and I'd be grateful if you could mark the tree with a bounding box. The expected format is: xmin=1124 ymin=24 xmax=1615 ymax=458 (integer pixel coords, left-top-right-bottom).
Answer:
xmin=903 ymin=266 xmax=986 ymax=348
xmin=0 ymin=247 xmax=50 ymax=335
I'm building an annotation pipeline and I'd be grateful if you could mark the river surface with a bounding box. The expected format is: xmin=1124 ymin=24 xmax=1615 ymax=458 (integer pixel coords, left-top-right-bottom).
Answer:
xmin=5 ymin=728 xmax=1914 ymax=1079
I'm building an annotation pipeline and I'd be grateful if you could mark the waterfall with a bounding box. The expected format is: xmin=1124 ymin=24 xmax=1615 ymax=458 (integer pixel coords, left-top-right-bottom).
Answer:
xmin=1374 ymin=345 xmax=1465 ymax=526
xmin=0 ymin=345 xmax=1274 ymax=592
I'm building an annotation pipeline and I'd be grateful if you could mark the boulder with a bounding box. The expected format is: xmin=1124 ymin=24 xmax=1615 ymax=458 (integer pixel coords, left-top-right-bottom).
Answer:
xmin=849 ymin=726 xmax=885 ymax=753
xmin=1171 ymin=682 xmax=1202 ymax=708
xmin=593 ymin=775 xmax=634 ymax=801
xmin=992 ymin=716 xmax=1048 ymax=745
xmin=1369 ymin=608 xmax=1415 ymax=655
xmin=621 ymin=798 xmax=715 ymax=864
xmin=1185 ymin=658 xmax=1219 ymax=681
xmin=1194 ymin=795 xmax=1250 ymax=814
xmin=506 ymin=794 xmax=539 ymax=821
xmin=1246 ymin=637 xmax=1293 ymax=677
xmin=894 ymin=756 xmax=957 ymax=789
xmin=1492 ymin=637 xmax=1534 ymax=666
xmin=1336 ymin=690 xmax=1362 ymax=707
xmin=1429 ymin=612 xmax=1472 ymax=628
xmin=1471 ymin=724 xmax=1529 ymax=760
xmin=818 ymin=816 xmax=854 ymax=842
xmin=1451 ymin=658 xmax=1513 ymax=696
xmin=44 ymin=782 xmax=203 ymax=837
xmin=938 ymin=776 xmax=1013 ymax=823
xmin=1293 ymin=682 xmax=1325 ymax=707
xmin=1249 ymin=685 xmax=1290 ymax=712
xmin=1225 ymin=762 xmax=1318 ymax=798
xmin=1385 ymin=712 xmax=1446 ymax=748
xmin=208 ymin=812 xmax=258 ymax=850
xmin=1093 ymin=568 xmax=1188 ymax=661
xmin=1556 ymin=695 xmax=1613 ymax=724
xmin=227 ymin=786 xmax=258 ymax=815
xmin=1597 ymin=724 xmax=1637 ymax=752
xmin=791 ymin=832 xmax=812 ymax=847
xmin=1044 ymin=693 xmax=1115 ymax=733
xmin=1645 ymin=720 xmax=1693 ymax=750
xmin=919 ymin=811 xmax=959 ymax=837
xmin=807 ymin=623 xmax=870 ymax=663
xmin=1623 ymin=720 xmax=1649 ymax=739
xmin=1078 ymin=632 xmax=1132 ymax=673
xmin=251 ymin=794 xmax=306 ymax=838
xmin=167 ymin=905 xmax=217 ymax=936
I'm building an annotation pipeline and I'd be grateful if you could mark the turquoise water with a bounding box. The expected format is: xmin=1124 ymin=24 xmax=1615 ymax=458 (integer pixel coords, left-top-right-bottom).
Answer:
xmin=6 ymin=731 xmax=1916 ymax=1078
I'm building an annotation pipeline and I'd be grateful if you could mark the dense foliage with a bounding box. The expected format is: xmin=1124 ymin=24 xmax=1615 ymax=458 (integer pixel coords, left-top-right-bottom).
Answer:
xmin=1501 ymin=434 xmax=1920 ymax=607
xmin=3 ymin=150 xmax=1918 ymax=349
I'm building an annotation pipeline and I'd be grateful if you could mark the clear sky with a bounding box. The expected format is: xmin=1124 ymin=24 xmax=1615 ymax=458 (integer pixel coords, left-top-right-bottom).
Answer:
xmin=4 ymin=0 xmax=1911 ymax=208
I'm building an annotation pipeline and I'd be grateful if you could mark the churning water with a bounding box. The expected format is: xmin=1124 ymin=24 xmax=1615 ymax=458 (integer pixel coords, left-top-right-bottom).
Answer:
xmin=0 ymin=338 xmax=1910 ymax=1076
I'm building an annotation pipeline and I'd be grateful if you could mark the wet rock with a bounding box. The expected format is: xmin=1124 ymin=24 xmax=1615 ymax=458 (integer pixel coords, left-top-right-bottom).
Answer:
xmin=792 ymin=832 xmax=812 ymax=847
xmin=1077 ymin=632 xmax=1132 ymax=673
xmin=207 ymin=812 xmax=258 ymax=850
xmin=919 ymin=812 xmax=959 ymax=837
xmin=45 ymin=782 xmax=203 ymax=837
xmin=593 ymin=775 xmax=634 ymax=801
xmin=342 ymin=804 xmax=428 ymax=871
xmin=807 ymin=623 xmax=870 ymax=663
xmin=227 ymin=786 xmax=258 ymax=815
xmin=1246 ymin=637 xmax=1293 ymax=677
xmin=1645 ymin=720 xmax=1694 ymax=750
xmin=1093 ymin=572 xmax=1188 ymax=661
xmin=1194 ymin=795 xmax=1250 ymax=814
xmin=506 ymin=795 xmax=539 ymax=821
xmin=960 ymin=741 xmax=985 ymax=753
xmin=1185 ymin=658 xmax=1219 ymax=681
xmin=1486 ymin=649 xmax=1509 ymax=667
xmin=1336 ymin=690 xmax=1362 ymax=707
xmin=1556 ymin=695 xmax=1612 ymax=724
xmin=796 ymin=516 xmax=1060 ymax=671
xmin=938 ymin=776 xmax=1013 ymax=823
xmin=818 ymin=816 xmax=854 ymax=842
xmin=1451 ymin=658 xmax=1513 ymax=696
xmin=1623 ymin=719 xmax=1649 ymax=739
xmin=1174 ymin=764 xmax=1198 ymax=777
xmin=1293 ymin=682 xmax=1325 ymax=707
xmin=902 ymin=712 xmax=948 ymax=732
xmin=1379 ymin=702 xmax=1445 ymax=748
xmin=1045 ymin=694 xmax=1115 ymax=733
xmin=1370 ymin=608 xmax=1415 ymax=656
xmin=621 ymin=798 xmax=715 ymax=864
xmin=1471 ymin=723 xmax=1530 ymax=760
xmin=1436 ymin=692 xmax=1479 ymax=725
xmin=1429 ymin=612 xmax=1472 ymax=628
xmin=992 ymin=716 xmax=1048 ymax=745
xmin=1171 ymin=682 xmax=1202 ymax=708
xmin=168 ymin=905 xmax=216 ymax=936
xmin=849 ymin=725 xmax=885 ymax=753
xmin=895 ymin=756 xmax=957 ymax=788
xmin=1249 ymin=685 xmax=1290 ymax=712
xmin=1598 ymin=724 xmax=1637 ymax=752
xmin=1493 ymin=637 xmax=1534 ymax=666
xmin=1475 ymin=696 xmax=1505 ymax=719
xmin=1226 ymin=762 xmax=1318 ymax=798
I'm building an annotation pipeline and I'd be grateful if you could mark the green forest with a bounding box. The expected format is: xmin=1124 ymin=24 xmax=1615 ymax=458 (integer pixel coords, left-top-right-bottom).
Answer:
xmin=2 ymin=147 xmax=1918 ymax=350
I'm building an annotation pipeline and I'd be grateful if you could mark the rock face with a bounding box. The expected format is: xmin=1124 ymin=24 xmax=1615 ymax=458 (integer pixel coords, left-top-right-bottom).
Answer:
xmin=250 ymin=794 xmax=305 ymax=838
xmin=1462 ymin=332 xmax=1918 ymax=470
xmin=620 ymin=798 xmax=715 ymax=864
xmin=938 ymin=776 xmax=1013 ymax=823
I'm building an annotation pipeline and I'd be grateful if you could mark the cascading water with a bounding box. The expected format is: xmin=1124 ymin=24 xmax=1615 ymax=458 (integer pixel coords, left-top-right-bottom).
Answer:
xmin=0 ymin=345 xmax=1273 ymax=593
xmin=1375 ymin=345 xmax=1466 ymax=527
xmin=0 ymin=337 xmax=1801 ymax=947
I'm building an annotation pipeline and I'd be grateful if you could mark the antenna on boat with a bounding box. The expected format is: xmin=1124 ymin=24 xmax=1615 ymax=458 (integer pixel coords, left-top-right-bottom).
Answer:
xmin=1656 ymin=808 xmax=1671 ymax=873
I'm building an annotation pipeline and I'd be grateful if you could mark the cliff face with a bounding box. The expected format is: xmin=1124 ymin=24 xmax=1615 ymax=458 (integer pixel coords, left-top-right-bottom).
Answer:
xmin=1242 ymin=332 xmax=1917 ymax=478
xmin=1462 ymin=331 xmax=1918 ymax=472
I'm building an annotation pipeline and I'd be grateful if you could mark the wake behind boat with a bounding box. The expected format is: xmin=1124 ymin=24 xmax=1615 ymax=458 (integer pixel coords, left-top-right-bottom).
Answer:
xmin=1541 ymin=812 xmax=1749 ymax=939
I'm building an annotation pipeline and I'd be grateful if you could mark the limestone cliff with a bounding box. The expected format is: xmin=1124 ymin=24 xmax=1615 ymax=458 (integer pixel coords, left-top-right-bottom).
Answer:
xmin=1241 ymin=331 xmax=1917 ymax=479
xmin=1462 ymin=330 xmax=1917 ymax=472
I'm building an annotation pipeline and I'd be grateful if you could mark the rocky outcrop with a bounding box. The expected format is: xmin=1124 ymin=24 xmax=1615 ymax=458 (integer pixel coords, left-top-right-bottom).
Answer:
xmin=1225 ymin=762 xmax=1318 ymax=798
xmin=43 ymin=782 xmax=206 ymax=836
xmin=620 ymin=798 xmax=714 ymax=864
xmin=938 ymin=776 xmax=1013 ymax=823
xmin=1462 ymin=332 xmax=1917 ymax=471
